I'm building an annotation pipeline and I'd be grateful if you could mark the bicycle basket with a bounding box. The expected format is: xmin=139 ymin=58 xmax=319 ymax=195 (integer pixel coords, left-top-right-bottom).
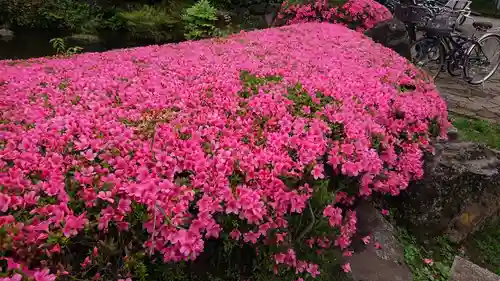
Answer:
xmin=424 ymin=12 xmax=457 ymax=30
xmin=395 ymin=4 xmax=433 ymax=24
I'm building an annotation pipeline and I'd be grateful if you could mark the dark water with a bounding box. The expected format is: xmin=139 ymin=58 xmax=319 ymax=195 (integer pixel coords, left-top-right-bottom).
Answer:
xmin=0 ymin=29 xmax=162 ymax=60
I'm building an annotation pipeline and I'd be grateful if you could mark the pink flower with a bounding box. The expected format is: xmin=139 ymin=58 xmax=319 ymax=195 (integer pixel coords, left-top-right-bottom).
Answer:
xmin=50 ymin=244 xmax=61 ymax=253
xmin=343 ymin=250 xmax=353 ymax=257
xmin=276 ymin=232 xmax=287 ymax=244
xmin=0 ymin=194 xmax=11 ymax=212
xmin=229 ymin=229 xmax=241 ymax=240
xmin=306 ymin=238 xmax=315 ymax=248
xmin=361 ymin=235 xmax=371 ymax=244
xmin=311 ymin=164 xmax=325 ymax=179
xmin=424 ymin=258 xmax=434 ymax=265
xmin=92 ymin=247 xmax=99 ymax=257
xmin=306 ymin=263 xmax=320 ymax=277
xmin=81 ymin=256 xmax=91 ymax=268
xmin=381 ymin=209 xmax=390 ymax=216
xmin=323 ymin=205 xmax=343 ymax=227
xmin=63 ymin=213 xmax=89 ymax=238
xmin=97 ymin=191 xmax=114 ymax=203
xmin=243 ymin=231 xmax=261 ymax=244
xmin=33 ymin=269 xmax=56 ymax=281
xmin=342 ymin=263 xmax=352 ymax=273
xmin=0 ymin=274 xmax=22 ymax=281
xmin=374 ymin=242 xmax=382 ymax=249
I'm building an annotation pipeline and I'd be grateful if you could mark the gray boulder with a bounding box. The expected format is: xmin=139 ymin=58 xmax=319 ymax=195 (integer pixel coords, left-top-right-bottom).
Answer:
xmin=0 ymin=28 xmax=14 ymax=41
xmin=365 ymin=18 xmax=411 ymax=60
xmin=65 ymin=33 xmax=100 ymax=44
xmin=390 ymin=139 xmax=500 ymax=243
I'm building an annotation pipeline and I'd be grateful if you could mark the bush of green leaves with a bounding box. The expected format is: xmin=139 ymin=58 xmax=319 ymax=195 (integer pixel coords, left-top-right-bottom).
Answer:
xmin=182 ymin=0 xmax=219 ymax=40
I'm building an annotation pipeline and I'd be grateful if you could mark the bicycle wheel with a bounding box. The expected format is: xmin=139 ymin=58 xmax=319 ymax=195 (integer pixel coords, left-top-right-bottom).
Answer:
xmin=410 ymin=37 xmax=446 ymax=80
xmin=447 ymin=59 xmax=462 ymax=76
xmin=464 ymin=33 xmax=500 ymax=85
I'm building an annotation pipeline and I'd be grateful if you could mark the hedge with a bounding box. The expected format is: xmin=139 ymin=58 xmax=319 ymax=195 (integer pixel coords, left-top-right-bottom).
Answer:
xmin=0 ymin=21 xmax=448 ymax=281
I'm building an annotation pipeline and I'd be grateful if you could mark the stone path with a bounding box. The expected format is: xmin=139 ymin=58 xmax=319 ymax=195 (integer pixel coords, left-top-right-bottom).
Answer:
xmin=436 ymin=70 xmax=500 ymax=122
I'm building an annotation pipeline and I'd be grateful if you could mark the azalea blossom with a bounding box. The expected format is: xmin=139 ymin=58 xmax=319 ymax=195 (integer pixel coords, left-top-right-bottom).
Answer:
xmin=424 ymin=258 xmax=434 ymax=265
xmin=361 ymin=235 xmax=371 ymax=245
xmin=342 ymin=263 xmax=352 ymax=273
xmin=0 ymin=15 xmax=448 ymax=279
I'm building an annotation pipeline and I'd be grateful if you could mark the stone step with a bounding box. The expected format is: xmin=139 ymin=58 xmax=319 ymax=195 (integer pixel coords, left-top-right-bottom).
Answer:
xmin=348 ymin=202 xmax=412 ymax=281
xmin=449 ymin=256 xmax=500 ymax=281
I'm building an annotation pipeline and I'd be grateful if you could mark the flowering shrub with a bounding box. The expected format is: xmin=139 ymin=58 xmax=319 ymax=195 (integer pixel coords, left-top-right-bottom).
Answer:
xmin=274 ymin=0 xmax=393 ymax=31
xmin=0 ymin=22 xmax=448 ymax=280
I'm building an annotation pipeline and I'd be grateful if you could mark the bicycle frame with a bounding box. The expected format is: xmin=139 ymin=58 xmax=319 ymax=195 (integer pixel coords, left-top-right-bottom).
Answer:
xmin=439 ymin=33 xmax=491 ymax=80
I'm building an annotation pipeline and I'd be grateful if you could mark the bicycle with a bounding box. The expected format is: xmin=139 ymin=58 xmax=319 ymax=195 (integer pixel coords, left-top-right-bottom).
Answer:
xmin=393 ymin=0 xmax=472 ymax=42
xmin=410 ymin=20 xmax=500 ymax=84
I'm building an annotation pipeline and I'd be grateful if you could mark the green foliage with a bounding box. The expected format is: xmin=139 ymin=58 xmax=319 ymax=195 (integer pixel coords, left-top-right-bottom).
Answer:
xmin=39 ymin=0 xmax=102 ymax=32
xmin=182 ymin=0 xmax=219 ymax=40
xmin=399 ymin=222 xmax=500 ymax=280
xmin=468 ymin=223 xmax=500 ymax=274
xmin=451 ymin=115 xmax=500 ymax=149
xmin=119 ymin=4 xmax=184 ymax=42
xmin=0 ymin=0 xmax=44 ymax=28
xmin=49 ymin=38 xmax=66 ymax=55
xmin=238 ymin=70 xmax=283 ymax=98
xmin=0 ymin=0 xmax=113 ymax=33
xmin=399 ymin=229 xmax=457 ymax=281
xmin=49 ymin=37 xmax=83 ymax=56
xmin=285 ymin=82 xmax=340 ymax=119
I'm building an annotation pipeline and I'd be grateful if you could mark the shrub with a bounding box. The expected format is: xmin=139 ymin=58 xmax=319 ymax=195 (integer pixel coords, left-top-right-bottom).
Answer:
xmin=182 ymin=0 xmax=219 ymax=40
xmin=119 ymin=4 xmax=184 ymax=42
xmin=0 ymin=0 xmax=107 ymax=32
xmin=274 ymin=0 xmax=393 ymax=31
xmin=0 ymin=22 xmax=448 ymax=281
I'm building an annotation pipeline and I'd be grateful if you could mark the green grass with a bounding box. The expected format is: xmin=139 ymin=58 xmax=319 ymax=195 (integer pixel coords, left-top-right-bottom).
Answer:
xmin=450 ymin=115 xmax=500 ymax=149
xmin=467 ymin=223 xmax=500 ymax=275
xmin=398 ymin=229 xmax=458 ymax=281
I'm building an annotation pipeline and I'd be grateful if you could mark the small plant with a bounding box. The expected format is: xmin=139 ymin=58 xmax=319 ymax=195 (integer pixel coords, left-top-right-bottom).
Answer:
xmin=49 ymin=37 xmax=83 ymax=56
xmin=182 ymin=0 xmax=219 ymax=40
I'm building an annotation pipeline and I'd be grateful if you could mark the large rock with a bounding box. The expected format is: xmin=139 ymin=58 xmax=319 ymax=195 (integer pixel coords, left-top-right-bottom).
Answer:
xmin=348 ymin=201 xmax=413 ymax=281
xmin=65 ymin=33 xmax=101 ymax=44
xmin=390 ymin=139 xmax=500 ymax=243
xmin=365 ymin=18 xmax=411 ymax=60
xmin=0 ymin=28 xmax=14 ymax=42
xmin=450 ymin=256 xmax=500 ymax=281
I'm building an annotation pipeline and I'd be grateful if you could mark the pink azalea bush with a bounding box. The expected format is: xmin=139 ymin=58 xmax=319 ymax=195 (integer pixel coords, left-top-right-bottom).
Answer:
xmin=0 ymin=22 xmax=448 ymax=280
xmin=274 ymin=0 xmax=393 ymax=31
